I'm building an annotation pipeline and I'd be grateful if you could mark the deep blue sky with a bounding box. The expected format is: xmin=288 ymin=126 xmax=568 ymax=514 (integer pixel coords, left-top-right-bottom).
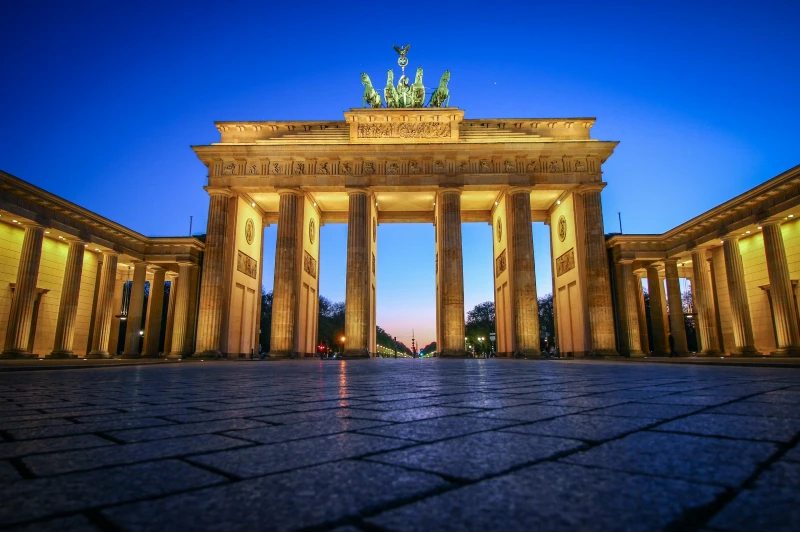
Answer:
xmin=2 ymin=1 xmax=798 ymax=346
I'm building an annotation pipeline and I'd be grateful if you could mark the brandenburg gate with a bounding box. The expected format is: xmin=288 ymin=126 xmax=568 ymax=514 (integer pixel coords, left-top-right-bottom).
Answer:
xmin=191 ymin=95 xmax=619 ymax=358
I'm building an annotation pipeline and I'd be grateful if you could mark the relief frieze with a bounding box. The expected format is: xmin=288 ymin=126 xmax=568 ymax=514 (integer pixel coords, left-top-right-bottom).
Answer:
xmin=495 ymin=249 xmax=507 ymax=278
xmin=356 ymin=122 xmax=450 ymax=139
xmin=237 ymin=250 xmax=258 ymax=279
xmin=303 ymin=250 xmax=317 ymax=279
xmin=555 ymin=248 xmax=575 ymax=277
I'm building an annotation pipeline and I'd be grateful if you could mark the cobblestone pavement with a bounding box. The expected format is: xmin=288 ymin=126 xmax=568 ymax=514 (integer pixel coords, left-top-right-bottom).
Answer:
xmin=1 ymin=359 xmax=799 ymax=531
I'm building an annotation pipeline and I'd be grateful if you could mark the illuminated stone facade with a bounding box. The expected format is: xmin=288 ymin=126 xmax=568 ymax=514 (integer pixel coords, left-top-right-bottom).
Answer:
xmin=607 ymin=164 xmax=800 ymax=356
xmin=193 ymin=107 xmax=619 ymax=357
xmin=0 ymin=171 xmax=203 ymax=358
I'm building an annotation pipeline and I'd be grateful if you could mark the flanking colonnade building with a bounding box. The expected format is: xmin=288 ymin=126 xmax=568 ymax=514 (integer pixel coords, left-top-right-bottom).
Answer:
xmin=0 ymin=106 xmax=798 ymax=359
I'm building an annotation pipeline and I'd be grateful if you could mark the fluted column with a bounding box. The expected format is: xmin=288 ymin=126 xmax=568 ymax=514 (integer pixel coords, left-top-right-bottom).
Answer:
xmin=88 ymin=252 xmax=118 ymax=357
xmin=722 ymin=237 xmax=760 ymax=355
xmin=344 ymin=190 xmax=371 ymax=358
xmin=2 ymin=224 xmax=45 ymax=358
xmin=664 ymin=259 xmax=690 ymax=355
xmin=762 ymin=223 xmax=800 ymax=355
xmin=268 ymin=191 xmax=302 ymax=357
xmin=645 ymin=266 xmax=669 ymax=355
xmin=635 ymin=273 xmax=650 ymax=354
xmin=162 ymin=272 xmax=178 ymax=358
xmin=195 ymin=188 xmax=233 ymax=357
xmin=122 ymin=261 xmax=147 ymax=358
xmin=691 ymin=250 xmax=721 ymax=355
xmin=618 ymin=261 xmax=643 ymax=356
xmin=49 ymin=240 xmax=86 ymax=358
xmin=579 ymin=187 xmax=617 ymax=355
xmin=438 ymin=189 xmax=466 ymax=357
xmin=168 ymin=263 xmax=193 ymax=358
xmin=142 ymin=267 xmax=166 ymax=357
xmin=509 ymin=189 xmax=541 ymax=356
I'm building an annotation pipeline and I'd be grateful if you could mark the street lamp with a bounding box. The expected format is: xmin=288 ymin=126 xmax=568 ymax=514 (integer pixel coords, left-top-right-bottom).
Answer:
xmin=340 ymin=336 xmax=345 ymax=354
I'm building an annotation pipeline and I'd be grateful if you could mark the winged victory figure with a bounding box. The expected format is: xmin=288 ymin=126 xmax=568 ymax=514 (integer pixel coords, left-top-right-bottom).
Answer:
xmin=393 ymin=44 xmax=410 ymax=57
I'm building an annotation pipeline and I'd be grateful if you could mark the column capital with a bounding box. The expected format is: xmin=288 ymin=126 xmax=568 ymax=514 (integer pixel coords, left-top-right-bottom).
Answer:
xmin=437 ymin=187 xmax=462 ymax=196
xmin=616 ymin=258 xmax=635 ymax=265
xmin=758 ymin=218 xmax=784 ymax=228
xmin=506 ymin=186 xmax=533 ymax=196
xmin=203 ymin=186 xmax=234 ymax=198
xmin=166 ymin=271 xmax=178 ymax=280
xmin=276 ymin=187 xmax=303 ymax=197
xmin=662 ymin=258 xmax=679 ymax=265
xmin=345 ymin=188 xmax=370 ymax=196
xmin=148 ymin=265 xmax=166 ymax=272
xmin=177 ymin=260 xmax=195 ymax=267
xmin=575 ymin=183 xmax=608 ymax=194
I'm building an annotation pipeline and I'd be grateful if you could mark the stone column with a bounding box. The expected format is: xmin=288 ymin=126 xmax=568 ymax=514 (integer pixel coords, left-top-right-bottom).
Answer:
xmin=722 ymin=237 xmax=760 ymax=355
xmin=162 ymin=272 xmax=178 ymax=358
xmin=664 ymin=259 xmax=690 ymax=355
xmin=142 ymin=266 xmax=166 ymax=357
xmin=762 ymin=222 xmax=800 ymax=355
xmin=168 ymin=263 xmax=193 ymax=358
xmin=49 ymin=240 xmax=86 ymax=358
xmin=635 ymin=273 xmax=650 ymax=355
xmin=270 ymin=191 xmax=302 ymax=357
xmin=691 ymin=250 xmax=721 ymax=355
xmin=344 ymin=190 xmax=371 ymax=358
xmin=194 ymin=188 xmax=233 ymax=357
xmin=509 ymin=189 xmax=541 ymax=356
xmin=88 ymin=252 xmax=119 ymax=357
xmin=2 ymin=224 xmax=45 ymax=358
xmin=579 ymin=186 xmax=617 ymax=355
xmin=438 ymin=189 xmax=466 ymax=357
xmin=122 ymin=261 xmax=148 ymax=358
xmin=618 ymin=260 xmax=643 ymax=356
xmin=645 ymin=266 xmax=669 ymax=355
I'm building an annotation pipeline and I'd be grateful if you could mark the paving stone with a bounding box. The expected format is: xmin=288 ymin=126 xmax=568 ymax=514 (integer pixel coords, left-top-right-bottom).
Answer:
xmin=161 ymin=406 xmax=286 ymax=423
xmin=358 ymin=415 xmax=519 ymax=442
xmin=654 ymin=413 xmax=800 ymax=442
xmin=106 ymin=418 xmax=268 ymax=443
xmin=709 ymin=461 xmax=800 ymax=530
xmin=0 ymin=417 xmax=76 ymax=430
xmin=224 ymin=417 xmax=389 ymax=444
xmin=438 ymin=397 xmax=540 ymax=409
xmin=253 ymin=408 xmax=352 ymax=425
xmin=0 ymin=434 xmax=114 ymax=460
xmin=564 ymin=430 xmax=777 ymax=487
xmin=0 ymin=460 xmax=22 ymax=482
xmin=0 ymin=459 xmax=225 ymax=527
xmin=14 ymin=514 xmax=100 ymax=531
xmin=367 ymin=461 xmax=723 ymax=531
xmin=744 ymin=390 xmax=800 ymax=404
xmin=369 ymin=431 xmax=584 ymax=480
xmin=503 ymin=414 xmax=660 ymax=442
xmin=641 ymin=394 xmax=742 ymax=406
xmin=783 ymin=443 xmax=800 ymax=462
xmin=24 ymin=434 xmax=252 ymax=476
xmin=345 ymin=406 xmax=478 ymax=422
xmin=708 ymin=400 xmax=800 ymax=418
xmin=102 ymin=460 xmax=449 ymax=531
xmin=586 ymin=401 xmax=703 ymax=420
xmin=190 ymin=432 xmax=412 ymax=478
xmin=7 ymin=417 xmax=174 ymax=440
xmin=468 ymin=404 xmax=586 ymax=422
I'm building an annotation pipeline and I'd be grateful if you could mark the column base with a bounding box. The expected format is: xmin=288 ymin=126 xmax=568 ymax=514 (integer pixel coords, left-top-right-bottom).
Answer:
xmin=118 ymin=353 xmax=142 ymax=360
xmin=771 ymin=347 xmax=800 ymax=357
xmin=699 ymin=349 xmax=722 ymax=356
xmin=587 ymin=349 xmax=620 ymax=358
xmin=86 ymin=350 xmax=110 ymax=359
xmin=194 ymin=350 xmax=224 ymax=359
xmin=0 ymin=350 xmax=36 ymax=359
xmin=46 ymin=350 xmax=76 ymax=359
xmin=166 ymin=353 xmax=187 ymax=360
xmin=439 ymin=350 xmax=468 ymax=358
xmin=731 ymin=347 xmax=762 ymax=357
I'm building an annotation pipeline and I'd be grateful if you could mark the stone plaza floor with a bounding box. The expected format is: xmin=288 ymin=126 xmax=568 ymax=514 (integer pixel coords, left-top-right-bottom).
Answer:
xmin=1 ymin=359 xmax=799 ymax=531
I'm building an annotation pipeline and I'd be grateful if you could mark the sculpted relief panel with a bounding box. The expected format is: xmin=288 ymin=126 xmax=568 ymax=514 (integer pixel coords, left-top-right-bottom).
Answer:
xmin=212 ymin=156 xmax=597 ymax=177
xmin=356 ymin=122 xmax=450 ymax=139
xmin=237 ymin=250 xmax=258 ymax=279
